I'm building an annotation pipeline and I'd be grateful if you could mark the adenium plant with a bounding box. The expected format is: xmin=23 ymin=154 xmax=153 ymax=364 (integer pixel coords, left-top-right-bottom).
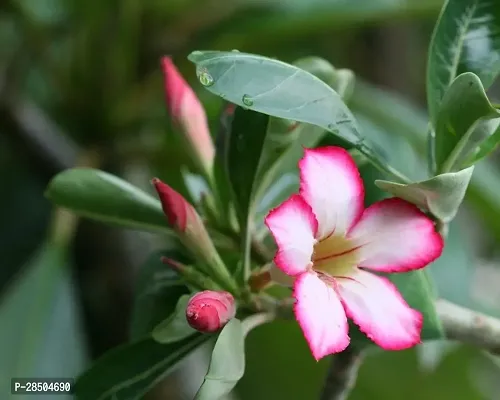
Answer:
xmin=45 ymin=1 xmax=500 ymax=398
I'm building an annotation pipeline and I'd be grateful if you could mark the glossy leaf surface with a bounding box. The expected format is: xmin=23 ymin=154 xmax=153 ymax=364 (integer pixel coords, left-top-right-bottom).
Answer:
xmin=46 ymin=168 xmax=173 ymax=234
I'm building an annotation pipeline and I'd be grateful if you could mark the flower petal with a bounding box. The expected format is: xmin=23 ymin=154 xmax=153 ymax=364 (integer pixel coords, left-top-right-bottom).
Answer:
xmin=299 ymin=147 xmax=364 ymax=239
xmin=337 ymin=269 xmax=422 ymax=350
xmin=294 ymin=273 xmax=350 ymax=360
xmin=265 ymin=194 xmax=317 ymax=276
xmin=348 ymin=198 xmax=444 ymax=273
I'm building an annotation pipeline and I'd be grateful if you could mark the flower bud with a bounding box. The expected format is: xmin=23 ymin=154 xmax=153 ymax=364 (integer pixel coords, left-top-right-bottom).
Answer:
xmin=152 ymin=177 xmax=193 ymax=232
xmin=161 ymin=57 xmax=215 ymax=176
xmin=152 ymin=178 xmax=237 ymax=292
xmin=152 ymin=178 xmax=216 ymax=253
xmin=186 ymin=290 xmax=236 ymax=333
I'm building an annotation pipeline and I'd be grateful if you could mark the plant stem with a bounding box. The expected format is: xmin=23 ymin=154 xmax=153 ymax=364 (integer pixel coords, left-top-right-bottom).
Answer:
xmin=319 ymin=347 xmax=364 ymax=400
xmin=242 ymin=312 xmax=275 ymax=336
xmin=357 ymin=142 xmax=411 ymax=184
xmin=437 ymin=299 xmax=500 ymax=354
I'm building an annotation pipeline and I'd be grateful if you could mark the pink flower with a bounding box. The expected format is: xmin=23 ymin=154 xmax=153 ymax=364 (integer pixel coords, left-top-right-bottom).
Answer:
xmin=161 ymin=57 xmax=215 ymax=175
xmin=265 ymin=146 xmax=444 ymax=360
xmin=186 ymin=290 xmax=236 ymax=333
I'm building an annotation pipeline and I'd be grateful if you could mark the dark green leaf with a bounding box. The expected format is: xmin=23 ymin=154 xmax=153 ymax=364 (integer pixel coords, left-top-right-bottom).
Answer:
xmin=427 ymin=0 xmax=500 ymax=124
xmin=211 ymin=103 xmax=237 ymax=228
xmin=75 ymin=335 xmax=209 ymax=400
xmin=194 ymin=319 xmax=245 ymax=400
xmin=129 ymin=251 xmax=190 ymax=341
xmin=0 ymin=243 xmax=87 ymax=396
xmin=188 ymin=51 xmax=363 ymax=146
xmin=227 ymin=107 xmax=270 ymax=220
xmin=375 ymin=166 xmax=474 ymax=223
xmin=224 ymin=107 xmax=270 ymax=279
xmin=46 ymin=168 xmax=174 ymax=234
xmin=152 ymin=295 xmax=196 ymax=344
xmin=434 ymin=73 xmax=500 ymax=172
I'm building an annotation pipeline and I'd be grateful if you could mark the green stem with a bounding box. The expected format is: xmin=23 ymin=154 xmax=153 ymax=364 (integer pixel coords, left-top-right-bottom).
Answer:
xmin=356 ymin=142 xmax=411 ymax=183
xmin=242 ymin=312 xmax=275 ymax=336
xmin=426 ymin=123 xmax=437 ymax=176
xmin=439 ymin=132 xmax=469 ymax=174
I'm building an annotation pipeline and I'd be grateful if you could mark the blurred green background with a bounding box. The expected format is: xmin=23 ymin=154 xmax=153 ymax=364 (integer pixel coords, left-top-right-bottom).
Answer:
xmin=1 ymin=0 xmax=500 ymax=399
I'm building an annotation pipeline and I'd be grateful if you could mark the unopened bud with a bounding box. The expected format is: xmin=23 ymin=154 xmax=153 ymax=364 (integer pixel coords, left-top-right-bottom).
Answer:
xmin=161 ymin=57 xmax=215 ymax=176
xmin=161 ymin=257 xmax=221 ymax=291
xmin=152 ymin=178 xmax=193 ymax=232
xmin=152 ymin=178 xmax=217 ymax=257
xmin=186 ymin=290 xmax=236 ymax=333
xmin=152 ymin=178 xmax=237 ymax=292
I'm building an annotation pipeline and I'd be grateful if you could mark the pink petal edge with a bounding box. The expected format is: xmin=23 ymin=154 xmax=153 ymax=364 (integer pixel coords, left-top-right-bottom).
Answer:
xmin=293 ymin=272 xmax=350 ymax=360
xmin=348 ymin=198 xmax=444 ymax=273
xmin=337 ymin=269 xmax=422 ymax=350
xmin=299 ymin=146 xmax=364 ymax=239
xmin=265 ymin=194 xmax=318 ymax=276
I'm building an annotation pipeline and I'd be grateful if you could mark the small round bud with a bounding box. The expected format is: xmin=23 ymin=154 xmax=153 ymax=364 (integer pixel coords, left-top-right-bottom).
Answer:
xmin=185 ymin=290 xmax=236 ymax=333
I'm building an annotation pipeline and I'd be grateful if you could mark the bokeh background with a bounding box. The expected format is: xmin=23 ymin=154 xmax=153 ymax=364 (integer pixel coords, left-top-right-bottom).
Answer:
xmin=1 ymin=0 xmax=500 ymax=399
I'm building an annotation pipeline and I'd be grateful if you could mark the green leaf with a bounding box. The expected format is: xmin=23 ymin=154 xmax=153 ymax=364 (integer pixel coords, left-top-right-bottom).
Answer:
xmin=46 ymin=168 xmax=174 ymax=234
xmin=390 ymin=270 xmax=444 ymax=340
xmin=211 ymin=103 xmax=238 ymax=228
xmin=427 ymin=0 xmax=500 ymax=125
xmin=129 ymin=251 xmax=190 ymax=341
xmin=375 ymin=166 xmax=474 ymax=223
xmin=75 ymin=335 xmax=210 ymax=400
xmin=194 ymin=319 xmax=245 ymax=400
xmin=0 ymin=243 xmax=87 ymax=398
xmin=227 ymin=107 xmax=270 ymax=221
xmin=463 ymin=119 xmax=500 ymax=165
xmin=188 ymin=51 xmax=363 ymax=146
xmin=226 ymin=107 xmax=270 ymax=279
xmin=434 ymin=73 xmax=500 ymax=172
xmin=152 ymin=295 xmax=196 ymax=344
xmin=252 ymin=57 xmax=347 ymax=217
xmin=428 ymin=219 xmax=474 ymax=308
xmin=292 ymin=56 xmax=338 ymax=87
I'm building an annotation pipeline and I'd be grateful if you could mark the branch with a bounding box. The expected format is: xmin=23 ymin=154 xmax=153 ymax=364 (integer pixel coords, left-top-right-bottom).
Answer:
xmin=437 ymin=299 xmax=500 ymax=354
xmin=319 ymin=347 xmax=363 ymax=400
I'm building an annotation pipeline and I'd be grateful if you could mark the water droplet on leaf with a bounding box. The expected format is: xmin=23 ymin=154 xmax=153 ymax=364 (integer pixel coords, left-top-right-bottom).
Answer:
xmin=242 ymin=95 xmax=254 ymax=107
xmin=196 ymin=66 xmax=214 ymax=87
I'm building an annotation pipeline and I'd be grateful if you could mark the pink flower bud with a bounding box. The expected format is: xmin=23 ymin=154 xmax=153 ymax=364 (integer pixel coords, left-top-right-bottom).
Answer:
xmin=152 ymin=178 xmax=233 ymax=288
xmin=152 ymin=177 xmax=193 ymax=232
xmin=161 ymin=57 xmax=215 ymax=175
xmin=186 ymin=290 xmax=236 ymax=333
